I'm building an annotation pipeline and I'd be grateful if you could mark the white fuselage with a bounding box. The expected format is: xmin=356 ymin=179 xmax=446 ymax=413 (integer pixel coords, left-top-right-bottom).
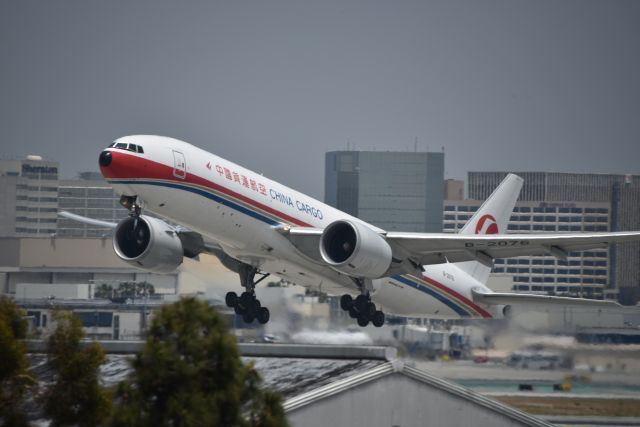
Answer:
xmin=102 ymin=136 xmax=500 ymax=320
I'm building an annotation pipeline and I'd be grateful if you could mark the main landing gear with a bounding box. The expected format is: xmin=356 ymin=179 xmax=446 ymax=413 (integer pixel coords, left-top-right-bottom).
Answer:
xmin=225 ymin=264 xmax=270 ymax=325
xmin=339 ymin=283 xmax=385 ymax=328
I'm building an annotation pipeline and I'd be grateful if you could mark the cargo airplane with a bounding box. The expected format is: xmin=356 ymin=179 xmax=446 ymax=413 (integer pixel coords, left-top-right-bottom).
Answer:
xmin=62 ymin=135 xmax=640 ymax=327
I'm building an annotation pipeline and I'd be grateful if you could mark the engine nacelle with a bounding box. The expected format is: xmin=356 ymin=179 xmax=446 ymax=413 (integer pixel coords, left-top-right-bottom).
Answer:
xmin=319 ymin=220 xmax=392 ymax=279
xmin=113 ymin=215 xmax=183 ymax=273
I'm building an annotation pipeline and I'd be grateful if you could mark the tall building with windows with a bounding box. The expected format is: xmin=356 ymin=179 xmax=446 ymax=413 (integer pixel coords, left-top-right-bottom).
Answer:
xmin=325 ymin=151 xmax=444 ymax=232
xmin=57 ymin=172 xmax=128 ymax=237
xmin=0 ymin=156 xmax=59 ymax=237
xmin=465 ymin=172 xmax=640 ymax=304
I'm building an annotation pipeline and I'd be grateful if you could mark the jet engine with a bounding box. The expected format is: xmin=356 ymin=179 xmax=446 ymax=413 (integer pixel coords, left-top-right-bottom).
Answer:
xmin=113 ymin=215 xmax=184 ymax=273
xmin=319 ymin=220 xmax=392 ymax=279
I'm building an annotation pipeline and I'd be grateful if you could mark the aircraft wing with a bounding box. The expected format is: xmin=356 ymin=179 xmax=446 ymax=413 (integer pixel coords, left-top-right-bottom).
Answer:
xmin=383 ymin=231 xmax=640 ymax=266
xmin=58 ymin=210 xmax=117 ymax=229
xmin=285 ymin=227 xmax=640 ymax=267
xmin=57 ymin=210 xmax=223 ymax=259
xmin=471 ymin=288 xmax=626 ymax=309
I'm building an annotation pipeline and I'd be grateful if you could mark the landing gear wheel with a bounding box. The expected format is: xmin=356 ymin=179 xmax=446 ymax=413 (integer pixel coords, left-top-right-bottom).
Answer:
xmin=257 ymin=307 xmax=270 ymax=324
xmin=340 ymin=294 xmax=353 ymax=311
xmin=233 ymin=264 xmax=272 ymax=324
xmin=242 ymin=312 xmax=255 ymax=324
xmin=239 ymin=291 xmax=253 ymax=308
xmin=354 ymin=294 xmax=368 ymax=312
xmin=348 ymin=306 xmax=359 ymax=319
xmin=225 ymin=291 xmax=238 ymax=308
xmin=372 ymin=310 xmax=385 ymax=327
xmin=357 ymin=316 xmax=369 ymax=327
xmin=365 ymin=302 xmax=376 ymax=319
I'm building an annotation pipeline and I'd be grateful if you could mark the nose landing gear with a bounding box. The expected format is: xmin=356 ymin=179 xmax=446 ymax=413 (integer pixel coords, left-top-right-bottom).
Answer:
xmin=225 ymin=264 xmax=271 ymax=325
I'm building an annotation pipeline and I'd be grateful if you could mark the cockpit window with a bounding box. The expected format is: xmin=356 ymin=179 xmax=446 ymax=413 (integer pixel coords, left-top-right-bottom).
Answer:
xmin=110 ymin=142 xmax=144 ymax=153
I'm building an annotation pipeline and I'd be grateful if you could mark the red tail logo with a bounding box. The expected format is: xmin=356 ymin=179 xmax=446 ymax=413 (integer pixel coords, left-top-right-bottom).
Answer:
xmin=475 ymin=214 xmax=498 ymax=234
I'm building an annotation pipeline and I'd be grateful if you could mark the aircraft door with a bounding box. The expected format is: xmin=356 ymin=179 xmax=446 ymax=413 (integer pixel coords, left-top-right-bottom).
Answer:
xmin=172 ymin=150 xmax=186 ymax=179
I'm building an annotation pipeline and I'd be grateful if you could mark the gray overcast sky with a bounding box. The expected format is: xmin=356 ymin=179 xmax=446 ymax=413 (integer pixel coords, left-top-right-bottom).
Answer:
xmin=1 ymin=0 xmax=639 ymax=198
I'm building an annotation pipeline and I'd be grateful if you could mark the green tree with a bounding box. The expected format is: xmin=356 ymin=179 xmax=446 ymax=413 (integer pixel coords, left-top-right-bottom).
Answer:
xmin=0 ymin=296 xmax=33 ymax=426
xmin=43 ymin=310 xmax=111 ymax=427
xmin=109 ymin=297 xmax=288 ymax=427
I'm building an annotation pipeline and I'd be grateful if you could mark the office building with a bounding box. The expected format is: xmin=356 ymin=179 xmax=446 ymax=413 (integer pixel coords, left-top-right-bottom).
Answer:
xmin=57 ymin=172 xmax=128 ymax=237
xmin=444 ymin=179 xmax=464 ymax=200
xmin=0 ymin=156 xmax=59 ymax=237
xmin=325 ymin=151 xmax=444 ymax=232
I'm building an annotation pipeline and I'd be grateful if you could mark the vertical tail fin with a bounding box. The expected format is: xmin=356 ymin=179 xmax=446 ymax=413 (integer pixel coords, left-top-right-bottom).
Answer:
xmin=455 ymin=174 xmax=523 ymax=284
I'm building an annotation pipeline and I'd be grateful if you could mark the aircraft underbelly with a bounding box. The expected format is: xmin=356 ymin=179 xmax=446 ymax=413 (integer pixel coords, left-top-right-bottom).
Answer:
xmin=373 ymin=279 xmax=463 ymax=319
xmin=121 ymin=181 xmax=355 ymax=291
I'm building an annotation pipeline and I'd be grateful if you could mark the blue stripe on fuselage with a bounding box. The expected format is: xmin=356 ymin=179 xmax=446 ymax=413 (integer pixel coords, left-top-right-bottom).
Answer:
xmin=109 ymin=179 xmax=281 ymax=226
xmin=392 ymin=275 xmax=470 ymax=317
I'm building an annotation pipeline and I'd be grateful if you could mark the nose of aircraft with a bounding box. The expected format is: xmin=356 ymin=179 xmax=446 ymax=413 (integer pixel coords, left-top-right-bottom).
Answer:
xmin=99 ymin=150 xmax=112 ymax=167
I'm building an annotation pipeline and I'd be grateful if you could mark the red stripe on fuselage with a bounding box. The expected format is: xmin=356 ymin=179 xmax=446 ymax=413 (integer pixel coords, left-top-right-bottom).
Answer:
xmin=420 ymin=275 xmax=493 ymax=318
xmin=100 ymin=150 xmax=312 ymax=227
